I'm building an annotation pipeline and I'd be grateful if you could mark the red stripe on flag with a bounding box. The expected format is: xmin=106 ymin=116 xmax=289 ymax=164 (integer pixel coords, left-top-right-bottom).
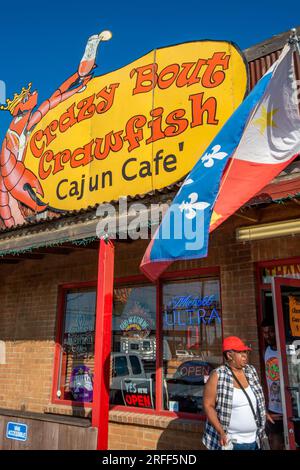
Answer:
xmin=210 ymin=155 xmax=297 ymax=232
xmin=140 ymin=237 xmax=172 ymax=281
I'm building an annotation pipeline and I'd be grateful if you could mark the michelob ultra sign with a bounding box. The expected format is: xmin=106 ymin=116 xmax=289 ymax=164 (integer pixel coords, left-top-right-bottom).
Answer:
xmin=0 ymin=37 xmax=248 ymax=225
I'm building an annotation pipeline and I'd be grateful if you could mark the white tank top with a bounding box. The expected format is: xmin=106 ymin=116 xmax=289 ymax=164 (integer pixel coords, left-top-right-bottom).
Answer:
xmin=228 ymin=386 xmax=258 ymax=443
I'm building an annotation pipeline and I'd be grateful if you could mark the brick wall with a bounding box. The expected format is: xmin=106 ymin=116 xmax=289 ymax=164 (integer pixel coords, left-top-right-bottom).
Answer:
xmin=108 ymin=411 xmax=205 ymax=450
xmin=1 ymin=212 xmax=300 ymax=448
xmin=0 ymin=249 xmax=98 ymax=413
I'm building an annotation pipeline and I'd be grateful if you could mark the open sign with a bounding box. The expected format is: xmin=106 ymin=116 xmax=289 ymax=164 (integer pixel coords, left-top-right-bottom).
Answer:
xmin=124 ymin=393 xmax=152 ymax=408
xmin=175 ymin=361 xmax=213 ymax=383
xmin=121 ymin=378 xmax=154 ymax=409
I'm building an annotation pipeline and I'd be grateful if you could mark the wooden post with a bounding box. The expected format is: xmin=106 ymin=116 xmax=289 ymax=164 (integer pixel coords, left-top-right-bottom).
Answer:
xmin=92 ymin=237 xmax=115 ymax=450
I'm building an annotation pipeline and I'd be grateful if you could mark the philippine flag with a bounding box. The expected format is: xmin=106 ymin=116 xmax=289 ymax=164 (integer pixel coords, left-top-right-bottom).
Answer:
xmin=140 ymin=42 xmax=300 ymax=282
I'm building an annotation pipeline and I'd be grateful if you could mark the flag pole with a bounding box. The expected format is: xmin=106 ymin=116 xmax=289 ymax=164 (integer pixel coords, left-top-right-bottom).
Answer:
xmin=289 ymin=28 xmax=300 ymax=124
xmin=289 ymin=27 xmax=300 ymax=54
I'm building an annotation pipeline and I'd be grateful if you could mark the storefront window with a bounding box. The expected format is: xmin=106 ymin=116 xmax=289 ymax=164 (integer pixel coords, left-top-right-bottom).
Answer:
xmin=55 ymin=271 xmax=222 ymax=415
xmin=162 ymin=278 xmax=222 ymax=414
xmin=111 ymin=284 xmax=156 ymax=409
xmin=57 ymin=289 xmax=96 ymax=402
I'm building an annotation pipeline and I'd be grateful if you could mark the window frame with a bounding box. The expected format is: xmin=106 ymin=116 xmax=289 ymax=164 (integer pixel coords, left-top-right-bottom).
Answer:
xmin=112 ymin=266 xmax=222 ymax=420
xmin=52 ymin=267 xmax=222 ymax=420
xmin=52 ymin=281 xmax=97 ymax=408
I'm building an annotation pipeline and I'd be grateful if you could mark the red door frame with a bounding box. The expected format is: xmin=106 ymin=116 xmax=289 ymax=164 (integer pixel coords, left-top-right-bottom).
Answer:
xmin=271 ymin=276 xmax=299 ymax=450
xmin=92 ymin=238 xmax=115 ymax=450
xmin=156 ymin=276 xmax=163 ymax=412
xmin=255 ymin=257 xmax=300 ymax=403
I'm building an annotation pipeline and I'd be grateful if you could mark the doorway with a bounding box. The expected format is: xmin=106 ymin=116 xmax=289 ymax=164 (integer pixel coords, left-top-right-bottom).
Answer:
xmin=271 ymin=277 xmax=300 ymax=450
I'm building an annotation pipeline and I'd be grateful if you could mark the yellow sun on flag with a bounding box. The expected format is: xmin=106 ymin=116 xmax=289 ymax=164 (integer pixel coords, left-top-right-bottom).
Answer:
xmin=253 ymin=105 xmax=279 ymax=134
xmin=210 ymin=211 xmax=223 ymax=226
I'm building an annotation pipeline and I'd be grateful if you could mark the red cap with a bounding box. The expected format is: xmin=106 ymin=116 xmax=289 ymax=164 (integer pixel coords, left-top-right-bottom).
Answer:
xmin=222 ymin=336 xmax=252 ymax=352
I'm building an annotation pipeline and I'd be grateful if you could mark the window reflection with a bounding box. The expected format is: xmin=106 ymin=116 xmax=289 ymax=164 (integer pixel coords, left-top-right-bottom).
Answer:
xmin=56 ymin=275 xmax=223 ymax=414
xmin=111 ymin=285 xmax=156 ymax=409
xmin=58 ymin=289 xmax=96 ymax=402
xmin=162 ymin=278 xmax=222 ymax=414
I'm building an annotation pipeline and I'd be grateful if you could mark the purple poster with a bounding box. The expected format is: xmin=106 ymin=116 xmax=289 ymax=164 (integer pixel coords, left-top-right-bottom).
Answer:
xmin=69 ymin=365 xmax=93 ymax=402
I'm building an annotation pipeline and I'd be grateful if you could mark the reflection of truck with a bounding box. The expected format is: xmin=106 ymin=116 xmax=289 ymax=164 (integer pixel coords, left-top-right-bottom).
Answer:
xmin=110 ymin=353 xmax=151 ymax=405
xmin=120 ymin=337 xmax=155 ymax=360
xmin=110 ymin=353 xmax=169 ymax=409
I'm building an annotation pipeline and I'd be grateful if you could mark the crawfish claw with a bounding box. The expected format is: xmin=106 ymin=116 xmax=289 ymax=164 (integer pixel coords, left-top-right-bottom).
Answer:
xmin=23 ymin=183 xmax=48 ymax=209
xmin=3 ymin=163 xmax=48 ymax=212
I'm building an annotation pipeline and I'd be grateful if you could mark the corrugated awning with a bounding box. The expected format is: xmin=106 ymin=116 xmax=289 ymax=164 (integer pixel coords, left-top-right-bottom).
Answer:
xmin=247 ymin=174 xmax=300 ymax=206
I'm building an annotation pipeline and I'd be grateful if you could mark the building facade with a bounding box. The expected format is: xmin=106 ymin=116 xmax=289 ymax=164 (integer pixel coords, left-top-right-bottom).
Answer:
xmin=0 ymin=27 xmax=300 ymax=450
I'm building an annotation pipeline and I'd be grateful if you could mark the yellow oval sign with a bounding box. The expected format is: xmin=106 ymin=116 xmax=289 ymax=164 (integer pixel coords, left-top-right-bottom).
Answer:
xmin=25 ymin=41 xmax=248 ymax=211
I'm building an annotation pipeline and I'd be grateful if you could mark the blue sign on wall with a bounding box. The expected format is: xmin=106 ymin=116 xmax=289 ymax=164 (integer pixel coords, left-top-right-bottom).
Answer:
xmin=6 ymin=422 xmax=28 ymax=441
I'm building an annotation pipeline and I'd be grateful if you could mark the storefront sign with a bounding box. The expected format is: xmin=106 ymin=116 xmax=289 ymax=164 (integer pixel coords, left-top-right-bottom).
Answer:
xmin=69 ymin=365 xmax=93 ymax=402
xmin=120 ymin=315 xmax=151 ymax=337
xmin=67 ymin=313 xmax=95 ymax=333
xmin=1 ymin=39 xmax=247 ymax=222
xmin=63 ymin=311 xmax=95 ymax=357
xmin=63 ymin=331 xmax=94 ymax=357
xmin=121 ymin=378 xmax=154 ymax=408
xmin=170 ymin=295 xmax=216 ymax=308
xmin=6 ymin=422 xmax=28 ymax=441
xmin=119 ymin=300 xmax=153 ymax=338
xmin=289 ymin=296 xmax=300 ymax=337
xmin=164 ymin=295 xmax=221 ymax=327
xmin=176 ymin=361 xmax=213 ymax=383
xmin=177 ymin=361 xmax=212 ymax=378
xmin=262 ymin=263 xmax=300 ymax=283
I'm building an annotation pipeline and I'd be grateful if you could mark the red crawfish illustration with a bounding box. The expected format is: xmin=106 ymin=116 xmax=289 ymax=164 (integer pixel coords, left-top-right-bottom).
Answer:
xmin=0 ymin=31 xmax=112 ymax=229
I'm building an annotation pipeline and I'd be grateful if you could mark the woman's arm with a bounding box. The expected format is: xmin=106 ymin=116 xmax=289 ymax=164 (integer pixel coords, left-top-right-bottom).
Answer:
xmin=203 ymin=371 xmax=228 ymax=446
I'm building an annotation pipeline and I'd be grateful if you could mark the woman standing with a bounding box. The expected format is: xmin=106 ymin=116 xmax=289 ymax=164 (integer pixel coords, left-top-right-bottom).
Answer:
xmin=202 ymin=336 xmax=267 ymax=450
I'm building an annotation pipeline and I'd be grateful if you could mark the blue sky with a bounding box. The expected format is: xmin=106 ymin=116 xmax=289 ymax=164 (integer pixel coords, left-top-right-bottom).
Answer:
xmin=0 ymin=0 xmax=298 ymax=139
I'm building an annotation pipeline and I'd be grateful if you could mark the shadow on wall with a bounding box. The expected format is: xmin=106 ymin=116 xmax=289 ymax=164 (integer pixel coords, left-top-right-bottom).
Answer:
xmin=0 ymin=248 xmax=99 ymax=343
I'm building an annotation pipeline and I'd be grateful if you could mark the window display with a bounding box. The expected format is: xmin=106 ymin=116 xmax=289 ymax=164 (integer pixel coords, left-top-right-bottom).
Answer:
xmin=111 ymin=284 xmax=156 ymax=408
xmin=56 ymin=289 xmax=96 ymax=402
xmin=162 ymin=278 xmax=222 ymax=414
xmin=54 ymin=270 xmax=222 ymax=416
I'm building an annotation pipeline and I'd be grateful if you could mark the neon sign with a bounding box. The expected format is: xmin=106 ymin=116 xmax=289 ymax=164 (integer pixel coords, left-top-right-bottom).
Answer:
xmin=164 ymin=308 xmax=221 ymax=327
xmin=170 ymin=295 xmax=216 ymax=308
xmin=164 ymin=295 xmax=221 ymax=327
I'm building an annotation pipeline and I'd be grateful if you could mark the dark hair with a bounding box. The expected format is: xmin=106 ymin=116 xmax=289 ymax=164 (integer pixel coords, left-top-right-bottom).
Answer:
xmin=261 ymin=317 xmax=275 ymax=328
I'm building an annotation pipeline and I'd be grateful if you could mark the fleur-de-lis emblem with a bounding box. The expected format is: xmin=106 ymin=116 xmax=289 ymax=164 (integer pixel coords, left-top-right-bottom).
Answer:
xmin=179 ymin=193 xmax=210 ymax=219
xmin=201 ymin=145 xmax=228 ymax=168
xmin=177 ymin=178 xmax=194 ymax=195
xmin=182 ymin=178 xmax=194 ymax=186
